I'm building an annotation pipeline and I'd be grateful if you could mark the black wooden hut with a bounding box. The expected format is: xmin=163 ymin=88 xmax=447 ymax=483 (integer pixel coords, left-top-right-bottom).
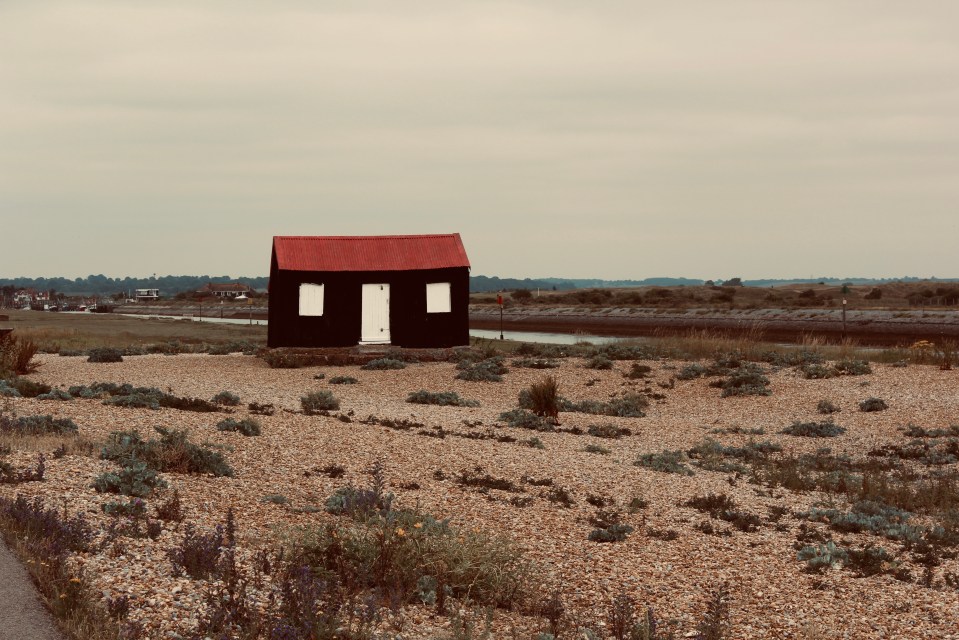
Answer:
xmin=268 ymin=234 xmax=471 ymax=348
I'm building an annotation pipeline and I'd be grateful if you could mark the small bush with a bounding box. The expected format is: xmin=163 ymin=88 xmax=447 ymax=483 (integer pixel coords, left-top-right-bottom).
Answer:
xmin=455 ymin=357 xmax=508 ymax=382
xmin=360 ymin=358 xmax=406 ymax=370
xmin=801 ymin=364 xmax=838 ymax=379
xmin=860 ymin=397 xmax=888 ymax=412
xmin=798 ymin=540 xmax=848 ymax=573
xmin=0 ymin=334 xmax=41 ymax=376
xmin=102 ymin=498 xmax=148 ymax=518
xmin=101 ymin=427 xmax=234 ymax=477
xmin=87 ymin=348 xmax=124 ymax=363
xmin=836 ymin=359 xmax=872 ymax=376
xmin=168 ymin=523 xmax=223 ymax=579
xmin=211 ymin=391 xmax=241 ymax=406
xmin=248 ymin=401 xmax=275 ymax=416
xmin=635 ymin=450 xmax=693 ymax=475
xmin=328 ymin=376 xmax=358 ymax=385
xmin=585 ymin=354 xmax=613 ymax=370
xmin=587 ymin=423 xmax=632 ymax=439
xmin=498 ymin=408 xmax=553 ymax=431
xmin=817 ymin=399 xmax=840 ymax=414
xmin=0 ymin=414 xmax=78 ymax=436
xmin=155 ymin=490 xmax=184 ymax=522
xmin=525 ymin=376 xmax=560 ymax=421
xmin=4 ymin=377 xmax=52 ymax=398
xmin=782 ymin=420 xmax=846 ymax=438
xmin=406 ymin=390 xmax=479 ymax=407
xmin=588 ymin=523 xmax=634 ymax=543
xmin=301 ymin=390 xmax=340 ymax=414
xmin=625 ymin=363 xmax=653 ymax=379
xmin=36 ymin=388 xmax=73 ymax=401
xmin=93 ymin=460 xmax=167 ymax=498
xmin=712 ymin=365 xmax=771 ymax=397
xmin=216 ymin=417 xmax=262 ymax=436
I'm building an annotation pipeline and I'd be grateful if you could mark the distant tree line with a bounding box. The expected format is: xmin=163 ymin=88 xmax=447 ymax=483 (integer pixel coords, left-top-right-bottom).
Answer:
xmin=0 ymin=274 xmax=269 ymax=296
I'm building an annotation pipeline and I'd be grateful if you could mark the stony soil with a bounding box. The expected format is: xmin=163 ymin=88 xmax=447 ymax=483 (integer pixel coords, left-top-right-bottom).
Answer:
xmin=2 ymin=353 xmax=959 ymax=639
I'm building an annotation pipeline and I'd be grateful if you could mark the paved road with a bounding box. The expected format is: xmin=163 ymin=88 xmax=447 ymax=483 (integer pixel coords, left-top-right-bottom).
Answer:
xmin=0 ymin=538 xmax=66 ymax=640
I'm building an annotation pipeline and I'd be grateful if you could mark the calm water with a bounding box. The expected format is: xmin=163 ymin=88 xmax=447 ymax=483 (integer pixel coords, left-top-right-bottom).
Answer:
xmin=468 ymin=328 xmax=623 ymax=345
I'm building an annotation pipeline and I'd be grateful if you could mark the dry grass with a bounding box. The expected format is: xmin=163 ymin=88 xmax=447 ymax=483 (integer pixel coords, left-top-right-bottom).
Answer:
xmin=1 ymin=309 xmax=266 ymax=352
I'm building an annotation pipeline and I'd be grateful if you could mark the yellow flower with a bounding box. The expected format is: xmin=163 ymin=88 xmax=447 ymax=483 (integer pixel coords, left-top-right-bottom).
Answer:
xmin=395 ymin=527 xmax=406 ymax=537
xmin=413 ymin=522 xmax=423 ymax=529
xmin=59 ymin=594 xmax=68 ymax=599
xmin=69 ymin=577 xmax=82 ymax=584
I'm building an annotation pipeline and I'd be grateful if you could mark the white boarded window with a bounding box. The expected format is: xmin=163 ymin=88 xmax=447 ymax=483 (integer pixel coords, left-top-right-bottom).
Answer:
xmin=299 ymin=283 xmax=325 ymax=316
xmin=426 ymin=282 xmax=451 ymax=313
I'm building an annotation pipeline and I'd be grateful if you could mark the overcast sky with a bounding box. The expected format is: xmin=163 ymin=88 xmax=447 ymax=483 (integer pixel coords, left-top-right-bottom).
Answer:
xmin=2 ymin=1 xmax=957 ymax=281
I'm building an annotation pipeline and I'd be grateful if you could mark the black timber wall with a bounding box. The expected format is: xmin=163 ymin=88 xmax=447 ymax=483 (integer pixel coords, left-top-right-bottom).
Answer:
xmin=268 ymin=261 xmax=469 ymax=348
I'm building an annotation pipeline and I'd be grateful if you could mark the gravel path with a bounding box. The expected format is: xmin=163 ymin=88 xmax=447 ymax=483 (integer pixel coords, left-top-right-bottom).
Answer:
xmin=2 ymin=352 xmax=959 ymax=638
xmin=0 ymin=538 xmax=66 ymax=640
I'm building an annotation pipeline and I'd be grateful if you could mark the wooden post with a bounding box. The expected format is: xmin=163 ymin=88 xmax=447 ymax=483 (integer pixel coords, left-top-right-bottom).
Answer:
xmin=842 ymin=299 xmax=847 ymax=340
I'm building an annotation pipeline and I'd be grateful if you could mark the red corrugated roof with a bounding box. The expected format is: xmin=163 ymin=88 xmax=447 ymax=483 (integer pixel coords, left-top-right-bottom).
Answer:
xmin=273 ymin=234 xmax=470 ymax=272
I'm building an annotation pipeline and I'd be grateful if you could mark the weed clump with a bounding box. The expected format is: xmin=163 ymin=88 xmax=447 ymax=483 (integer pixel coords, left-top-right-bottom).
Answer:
xmin=87 ymin=348 xmax=124 ymax=363
xmin=588 ymin=523 xmax=634 ymax=543
xmin=860 ymin=397 xmax=889 ymax=412
xmin=328 ymin=375 xmax=358 ymax=385
xmin=93 ymin=460 xmax=167 ymax=497
xmin=101 ymin=427 xmax=234 ymax=477
xmin=211 ymin=391 xmax=241 ymax=407
xmin=455 ymin=357 xmax=508 ymax=382
xmin=635 ymin=450 xmax=693 ymax=475
xmin=406 ymin=391 xmax=479 ymax=407
xmin=587 ymin=423 xmax=632 ymax=439
xmin=836 ymin=359 xmax=872 ymax=376
xmin=782 ymin=421 xmax=846 ymax=438
xmin=216 ymin=417 xmax=262 ymax=437
xmin=817 ymin=399 xmax=841 ymax=414
xmin=0 ymin=414 xmax=78 ymax=436
xmin=301 ymin=390 xmax=340 ymax=414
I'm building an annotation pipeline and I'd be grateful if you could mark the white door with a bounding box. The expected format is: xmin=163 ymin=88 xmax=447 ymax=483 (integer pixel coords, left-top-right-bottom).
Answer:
xmin=361 ymin=283 xmax=391 ymax=344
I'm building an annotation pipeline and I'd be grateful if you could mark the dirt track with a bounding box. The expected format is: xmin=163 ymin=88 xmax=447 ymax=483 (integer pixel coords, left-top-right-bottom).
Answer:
xmin=470 ymin=306 xmax=959 ymax=346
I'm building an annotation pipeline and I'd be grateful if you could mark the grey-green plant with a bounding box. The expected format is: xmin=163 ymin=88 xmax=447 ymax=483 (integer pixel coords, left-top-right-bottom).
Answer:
xmin=635 ymin=450 xmax=693 ymax=475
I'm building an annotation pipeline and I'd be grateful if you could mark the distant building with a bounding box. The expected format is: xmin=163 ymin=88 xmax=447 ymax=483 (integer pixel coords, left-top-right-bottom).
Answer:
xmin=13 ymin=289 xmax=48 ymax=306
xmin=135 ymin=288 xmax=160 ymax=301
xmin=196 ymin=282 xmax=252 ymax=298
xmin=268 ymin=234 xmax=470 ymax=348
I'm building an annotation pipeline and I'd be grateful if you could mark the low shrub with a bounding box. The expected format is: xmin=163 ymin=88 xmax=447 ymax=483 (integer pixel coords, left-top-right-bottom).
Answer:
xmin=216 ymin=417 xmax=262 ymax=437
xmin=710 ymin=365 xmax=771 ymax=397
xmin=817 ymin=399 xmax=840 ymax=414
xmin=101 ymin=498 xmax=148 ymax=518
xmin=87 ymin=348 xmax=124 ymax=363
xmin=625 ymin=363 xmax=653 ymax=379
xmin=801 ymin=364 xmax=838 ymax=379
xmin=782 ymin=420 xmax=846 ymax=438
xmin=635 ymin=450 xmax=693 ymax=475
xmin=211 ymin=391 xmax=241 ymax=406
xmin=588 ymin=523 xmax=634 ymax=543
xmin=0 ymin=334 xmax=41 ymax=376
xmin=498 ymin=408 xmax=553 ymax=431
xmin=0 ymin=414 xmax=79 ymax=436
xmin=835 ymin=360 xmax=872 ymax=376
xmin=155 ymin=490 xmax=183 ymax=522
xmin=860 ymin=397 xmax=889 ymax=412
xmin=101 ymin=427 xmax=234 ymax=477
xmin=301 ymin=390 xmax=340 ymax=414
xmin=36 ymin=388 xmax=73 ymax=401
xmin=563 ymin=393 xmax=648 ymax=418
xmin=168 ymin=522 xmax=224 ymax=579
xmin=360 ymin=358 xmax=406 ymax=370
xmin=406 ymin=390 xmax=479 ymax=407
xmin=797 ymin=540 xmax=848 ymax=573
xmin=587 ymin=423 xmax=632 ymax=439
xmin=93 ymin=460 xmax=167 ymax=498
xmin=455 ymin=357 xmax=508 ymax=382
xmin=328 ymin=375 xmax=358 ymax=385
xmin=248 ymin=401 xmax=275 ymax=416
xmin=585 ymin=354 xmax=613 ymax=370
xmin=4 ymin=377 xmax=52 ymax=398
